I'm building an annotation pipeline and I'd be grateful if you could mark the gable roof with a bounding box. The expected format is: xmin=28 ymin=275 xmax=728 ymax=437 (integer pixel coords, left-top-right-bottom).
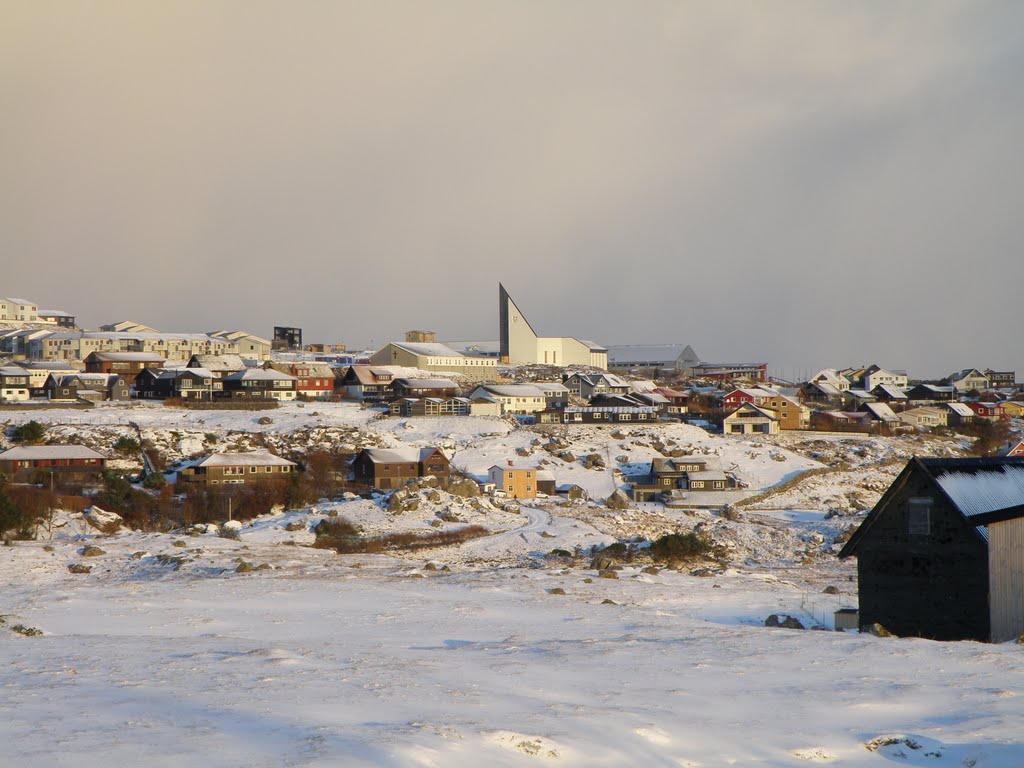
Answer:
xmin=840 ymin=457 xmax=1024 ymax=557
xmin=389 ymin=342 xmax=464 ymax=358
xmin=359 ymin=447 xmax=447 ymax=464
xmin=195 ymin=451 xmax=296 ymax=468
xmin=0 ymin=445 xmax=105 ymax=461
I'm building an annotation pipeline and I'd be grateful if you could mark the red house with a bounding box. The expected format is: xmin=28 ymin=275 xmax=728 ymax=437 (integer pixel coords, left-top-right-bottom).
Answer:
xmin=0 ymin=445 xmax=106 ymax=482
xmin=265 ymin=361 xmax=335 ymax=399
xmin=722 ymin=387 xmax=777 ymax=410
xmin=966 ymin=401 xmax=1007 ymax=421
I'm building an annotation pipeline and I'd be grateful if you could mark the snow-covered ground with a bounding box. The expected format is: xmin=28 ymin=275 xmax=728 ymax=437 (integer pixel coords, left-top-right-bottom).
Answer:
xmin=3 ymin=406 xmax=1017 ymax=766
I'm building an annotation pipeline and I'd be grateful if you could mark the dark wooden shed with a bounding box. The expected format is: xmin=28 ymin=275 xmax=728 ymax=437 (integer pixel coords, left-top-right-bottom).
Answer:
xmin=840 ymin=456 xmax=1024 ymax=642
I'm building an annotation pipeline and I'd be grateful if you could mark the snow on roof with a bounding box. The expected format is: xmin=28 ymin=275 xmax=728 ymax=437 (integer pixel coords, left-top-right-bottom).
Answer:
xmin=947 ymin=402 xmax=975 ymax=416
xmin=361 ymin=447 xmax=442 ymax=464
xmin=223 ymin=368 xmax=296 ymax=381
xmin=3 ymin=297 xmax=36 ymax=305
xmin=87 ymin=351 xmax=166 ymax=362
xmin=935 ymin=465 xmax=1024 ymax=520
xmin=534 ymin=382 xmax=570 ymax=393
xmin=875 ymin=384 xmax=907 ymax=398
xmin=196 ymin=451 xmax=296 ymax=468
xmin=393 ymin=378 xmax=459 ymax=389
xmin=606 ymin=344 xmax=690 ymax=364
xmin=688 ymin=470 xmax=727 ymax=482
xmin=391 ymin=342 xmax=464 ymax=358
xmin=488 ymin=461 xmax=545 ymax=472
xmin=577 ymin=340 xmax=607 ymax=352
xmin=0 ymin=445 xmax=104 ymax=461
xmin=190 ymin=354 xmax=246 ymax=371
xmin=0 ymin=365 xmax=29 ymax=375
xmin=863 ymin=402 xmax=900 ymax=422
xmin=475 ymin=384 xmax=546 ymax=398
xmin=37 ymin=309 xmax=73 ymax=317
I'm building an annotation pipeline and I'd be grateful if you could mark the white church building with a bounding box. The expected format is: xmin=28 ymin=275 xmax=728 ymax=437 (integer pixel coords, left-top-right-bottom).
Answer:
xmin=498 ymin=284 xmax=607 ymax=369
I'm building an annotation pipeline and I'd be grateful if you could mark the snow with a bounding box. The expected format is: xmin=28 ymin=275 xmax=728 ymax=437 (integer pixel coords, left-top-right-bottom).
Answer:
xmin=2 ymin=403 xmax=1015 ymax=765
xmin=935 ymin=465 xmax=1024 ymax=519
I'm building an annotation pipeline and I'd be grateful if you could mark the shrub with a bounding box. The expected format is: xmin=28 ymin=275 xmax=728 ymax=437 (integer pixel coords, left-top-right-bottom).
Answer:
xmin=113 ymin=436 xmax=140 ymax=454
xmin=142 ymin=472 xmax=167 ymax=489
xmin=12 ymin=421 xmax=45 ymax=444
xmin=648 ymin=532 xmax=718 ymax=563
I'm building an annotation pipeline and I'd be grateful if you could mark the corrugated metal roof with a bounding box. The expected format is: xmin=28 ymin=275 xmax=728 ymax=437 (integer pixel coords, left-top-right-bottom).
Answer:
xmin=935 ymin=465 xmax=1024 ymax=519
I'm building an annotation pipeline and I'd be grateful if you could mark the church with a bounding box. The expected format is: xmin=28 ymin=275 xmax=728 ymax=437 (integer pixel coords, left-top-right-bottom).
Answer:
xmin=498 ymin=284 xmax=607 ymax=369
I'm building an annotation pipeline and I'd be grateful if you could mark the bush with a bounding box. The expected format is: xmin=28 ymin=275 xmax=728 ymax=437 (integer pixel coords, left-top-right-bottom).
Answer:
xmin=12 ymin=421 xmax=45 ymax=444
xmin=142 ymin=472 xmax=167 ymax=489
xmin=648 ymin=532 xmax=718 ymax=563
xmin=113 ymin=436 xmax=140 ymax=454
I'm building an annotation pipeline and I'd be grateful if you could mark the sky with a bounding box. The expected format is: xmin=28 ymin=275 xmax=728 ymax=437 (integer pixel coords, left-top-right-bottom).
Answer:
xmin=3 ymin=2 xmax=1023 ymax=380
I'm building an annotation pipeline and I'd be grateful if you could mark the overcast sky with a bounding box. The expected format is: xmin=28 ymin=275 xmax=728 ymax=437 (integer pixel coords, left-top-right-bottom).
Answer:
xmin=3 ymin=2 xmax=1023 ymax=379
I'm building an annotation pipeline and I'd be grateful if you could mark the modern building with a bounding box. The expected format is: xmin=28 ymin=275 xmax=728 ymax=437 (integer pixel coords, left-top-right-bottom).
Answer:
xmin=498 ymin=284 xmax=607 ymax=369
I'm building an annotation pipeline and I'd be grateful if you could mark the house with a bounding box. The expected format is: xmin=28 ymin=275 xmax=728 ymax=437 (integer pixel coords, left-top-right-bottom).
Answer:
xmin=0 ymin=297 xmax=40 ymax=323
xmin=840 ymin=389 xmax=877 ymax=408
xmin=84 ymin=351 xmax=165 ymax=384
xmin=339 ymin=366 xmax=395 ymax=401
xmin=811 ymin=410 xmax=873 ymax=430
xmin=187 ymin=354 xmax=247 ymax=379
xmin=808 ymin=369 xmax=851 ymax=392
xmin=904 ymin=384 xmax=956 ymax=403
xmin=388 ymin=397 xmax=473 ymax=417
xmin=0 ymin=365 xmax=31 ymax=402
xmin=389 ymin=378 xmax=461 ymax=399
xmin=721 ymin=386 xmax=778 ymax=410
xmin=207 ymin=330 xmax=273 ymax=360
xmin=839 ymin=456 xmax=1024 ymax=642
xmin=859 ymin=402 xmax=902 ymax=425
xmin=681 ymin=348 xmax=768 ymax=382
xmin=468 ymin=384 xmax=548 ymax=415
xmin=20 ymin=361 xmax=81 ymax=395
xmin=650 ymin=387 xmax=689 ymax=416
xmin=351 ymin=447 xmax=450 ymax=490
xmin=37 ymin=310 xmax=76 ymax=328
xmin=176 ymin=451 xmax=297 ymax=486
xmin=949 ymin=369 xmax=989 ymax=393
xmin=537 ymin=405 xmax=661 ymax=424
xmin=264 ymin=361 xmax=336 ymax=399
xmin=499 ymin=284 xmax=608 ymax=369
xmin=759 ymin=394 xmax=810 ymax=431
xmin=898 ymin=406 xmax=947 ymax=429
xmin=135 ymin=368 xmax=222 ymax=400
xmin=985 ymin=370 xmax=1016 ymax=388
xmin=967 ymin=401 xmax=1007 ymax=422
xmin=534 ymin=382 xmax=571 ymax=408
xmin=220 ymin=368 xmax=297 ymax=401
xmin=799 ymin=379 xmax=846 ymax=406
xmin=722 ymin=403 xmax=780 ymax=435
xmin=0 ymin=445 xmax=105 ymax=482
xmin=870 ymin=384 xmax=908 ymax=404
xmin=100 ymin=320 xmax=158 ymax=333
xmin=487 ymin=462 xmax=545 ymax=499
xmin=945 ymin=402 xmax=976 ymax=428
xmin=858 ymin=365 xmax=909 ymax=391
xmin=629 ymin=456 xmax=732 ymax=501
xmin=1001 ymin=401 xmax=1024 ymax=419
xmin=562 ymin=372 xmax=631 ymax=399
xmin=369 ymin=341 xmax=497 ymax=382
xmin=998 ymin=441 xmax=1024 ymax=457
xmin=44 ymin=373 xmax=131 ymax=402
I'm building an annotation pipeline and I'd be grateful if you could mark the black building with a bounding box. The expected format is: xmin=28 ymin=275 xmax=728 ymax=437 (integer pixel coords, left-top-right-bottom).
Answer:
xmin=273 ymin=326 xmax=303 ymax=351
xmin=840 ymin=456 xmax=1024 ymax=642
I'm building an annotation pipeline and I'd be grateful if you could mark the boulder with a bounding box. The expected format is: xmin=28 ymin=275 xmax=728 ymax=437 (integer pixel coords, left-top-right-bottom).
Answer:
xmin=284 ymin=520 xmax=306 ymax=532
xmin=447 ymin=478 xmax=481 ymax=498
xmin=83 ymin=506 xmax=125 ymax=532
xmin=605 ymin=490 xmax=631 ymax=510
xmin=866 ymin=622 xmax=893 ymax=638
xmin=67 ymin=563 xmax=92 ymax=574
xmin=80 ymin=545 xmax=106 ymax=557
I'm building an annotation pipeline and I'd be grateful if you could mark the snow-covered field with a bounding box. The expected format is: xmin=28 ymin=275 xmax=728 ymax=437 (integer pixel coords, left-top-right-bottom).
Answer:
xmin=3 ymin=405 xmax=1020 ymax=766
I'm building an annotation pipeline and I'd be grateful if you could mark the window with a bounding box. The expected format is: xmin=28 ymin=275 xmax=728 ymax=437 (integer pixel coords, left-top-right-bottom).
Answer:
xmin=908 ymin=497 xmax=932 ymax=536
xmin=250 ymin=466 xmax=257 ymax=473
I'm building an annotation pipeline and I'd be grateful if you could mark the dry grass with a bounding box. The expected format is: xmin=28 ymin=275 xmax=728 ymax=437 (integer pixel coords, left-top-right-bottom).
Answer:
xmin=314 ymin=519 xmax=489 ymax=554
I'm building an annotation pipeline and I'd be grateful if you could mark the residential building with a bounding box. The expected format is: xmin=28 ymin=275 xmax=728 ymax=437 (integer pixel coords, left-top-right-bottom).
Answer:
xmin=208 ymin=330 xmax=273 ymax=360
xmin=562 ymin=372 xmax=630 ymax=400
xmin=537 ymin=405 xmax=661 ymax=424
xmin=390 ymin=378 xmax=461 ymax=399
xmin=187 ymin=354 xmax=248 ymax=379
xmin=721 ymin=386 xmax=778 ymax=410
xmin=945 ymin=402 xmax=976 ymax=427
xmin=858 ymin=365 xmax=909 ymax=391
xmin=369 ymin=341 xmax=498 ymax=382
xmin=221 ymin=368 xmax=297 ymax=401
xmin=722 ymin=403 xmax=780 ymax=435
xmin=605 ymin=344 xmax=697 ymax=374
xmin=904 ymin=384 xmax=956 ymax=403
xmin=0 ymin=298 xmax=39 ymax=323
xmin=338 ymin=366 xmax=395 ymax=401
xmin=0 ymin=445 xmax=105 ymax=482
xmin=272 ymin=326 xmax=303 ymax=351
xmin=36 ymin=310 xmax=76 ymax=328
xmin=899 ymin=406 xmax=947 ymax=429
xmin=84 ymin=351 xmax=165 ymax=384
xmin=759 ymin=394 xmax=810 ymax=430
xmin=839 ymin=456 xmax=1024 ymax=642
xmin=44 ymin=373 xmax=131 ymax=402
xmin=966 ymin=401 xmax=1006 ymax=422
xmin=351 ymin=447 xmax=450 ymax=490
xmin=388 ymin=397 xmax=474 ymax=417
xmin=499 ymin=284 xmax=608 ymax=369
xmin=949 ymin=369 xmax=989 ymax=393
xmin=985 ymin=370 xmax=1016 ymax=388
xmin=135 ymin=368 xmax=222 ymax=400
xmin=629 ymin=456 xmax=733 ymax=501
xmin=468 ymin=384 xmax=547 ymax=415
xmin=265 ymin=361 xmax=335 ymax=399
xmin=0 ymin=365 xmax=31 ymax=402
xmin=176 ymin=451 xmax=297 ymax=486
xmin=487 ymin=462 xmax=544 ymax=499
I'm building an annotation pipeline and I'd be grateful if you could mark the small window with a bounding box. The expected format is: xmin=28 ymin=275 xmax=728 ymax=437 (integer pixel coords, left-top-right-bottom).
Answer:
xmin=250 ymin=466 xmax=257 ymax=473
xmin=908 ymin=497 xmax=932 ymax=536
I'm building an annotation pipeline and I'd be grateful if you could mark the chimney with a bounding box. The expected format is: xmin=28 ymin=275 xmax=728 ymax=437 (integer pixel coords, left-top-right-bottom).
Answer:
xmin=508 ymin=460 xmax=513 ymax=467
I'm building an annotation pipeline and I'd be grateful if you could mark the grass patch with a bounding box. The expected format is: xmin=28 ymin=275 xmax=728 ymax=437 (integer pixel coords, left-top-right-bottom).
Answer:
xmin=314 ymin=517 xmax=488 ymax=554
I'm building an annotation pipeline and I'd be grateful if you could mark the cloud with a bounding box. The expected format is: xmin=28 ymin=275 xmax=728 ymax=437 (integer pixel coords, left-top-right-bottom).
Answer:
xmin=2 ymin=2 xmax=1022 ymax=377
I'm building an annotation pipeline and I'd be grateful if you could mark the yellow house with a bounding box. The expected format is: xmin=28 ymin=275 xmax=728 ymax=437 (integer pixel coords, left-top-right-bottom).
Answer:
xmin=487 ymin=463 xmax=543 ymax=499
xmin=1000 ymin=401 xmax=1024 ymax=418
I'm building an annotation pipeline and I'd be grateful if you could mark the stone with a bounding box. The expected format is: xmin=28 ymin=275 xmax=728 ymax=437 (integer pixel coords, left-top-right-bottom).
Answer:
xmin=67 ymin=563 xmax=92 ymax=574
xmin=254 ymin=563 xmax=272 ymax=571
xmin=83 ymin=506 xmax=124 ymax=532
xmin=284 ymin=520 xmax=306 ymax=532
xmin=605 ymin=490 xmax=631 ymax=510
xmin=598 ymin=569 xmax=619 ymax=579
xmin=257 ymin=417 xmax=273 ymax=425
xmin=641 ymin=566 xmax=660 ymax=575
xmin=423 ymin=562 xmax=438 ymax=571
xmin=129 ymin=551 xmax=147 ymax=560
xmin=447 ymin=478 xmax=480 ymax=497
xmin=80 ymin=545 xmax=106 ymax=557
xmin=235 ymin=561 xmax=254 ymax=573
xmin=601 ymin=599 xmax=618 ymax=605
xmin=822 ymin=585 xmax=840 ymax=595
xmin=549 ymin=587 xmax=566 ymax=595
xmin=866 ymin=622 xmax=893 ymax=638
xmin=172 ymin=540 xmax=187 ymax=548
xmin=43 ymin=545 xmax=55 ymax=552
xmin=589 ymin=556 xmax=616 ymax=571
